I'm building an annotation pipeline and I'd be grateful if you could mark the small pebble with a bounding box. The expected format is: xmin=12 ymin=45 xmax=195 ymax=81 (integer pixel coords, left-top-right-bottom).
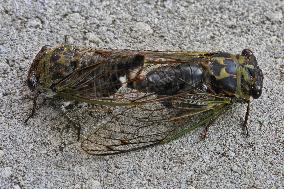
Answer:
xmin=86 ymin=32 xmax=103 ymax=45
xmin=267 ymin=11 xmax=283 ymax=22
xmin=133 ymin=22 xmax=153 ymax=34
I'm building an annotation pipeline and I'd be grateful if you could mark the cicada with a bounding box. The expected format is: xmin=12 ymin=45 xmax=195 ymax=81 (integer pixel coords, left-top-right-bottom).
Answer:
xmin=26 ymin=45 xmax=263 ymax=155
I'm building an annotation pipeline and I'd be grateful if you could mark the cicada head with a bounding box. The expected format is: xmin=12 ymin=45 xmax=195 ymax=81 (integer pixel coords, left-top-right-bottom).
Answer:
xmin=27 ymin=45 xmax=52 ymax=92
xmin=209 ymin=49 xmax=263 ymax=101
xmin=239 ymin=49 xmax=264 ymax=100
xmin=27 ymin=45 xmax=78 ymax=96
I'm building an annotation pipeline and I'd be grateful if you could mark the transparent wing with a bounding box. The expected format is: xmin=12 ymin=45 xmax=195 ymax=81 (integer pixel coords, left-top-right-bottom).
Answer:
xmin=51 ymin=50 xmax=219 ymax=104
xmin=48 ymin=51 xmax=233 ymax=155
xmin=80 ymin=93 xmax=232 ymax=155
xmin=51 ymin=51 xmax=145 ymax=100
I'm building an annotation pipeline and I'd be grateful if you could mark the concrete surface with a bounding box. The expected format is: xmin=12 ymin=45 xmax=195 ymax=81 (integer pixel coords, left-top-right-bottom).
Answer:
xmin=0 ymin=0 xmax=283 ymax=188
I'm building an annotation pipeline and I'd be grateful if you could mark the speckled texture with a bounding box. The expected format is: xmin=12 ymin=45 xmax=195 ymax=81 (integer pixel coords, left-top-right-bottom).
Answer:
xmin=0 ymin=0 xmax=283 ymax=188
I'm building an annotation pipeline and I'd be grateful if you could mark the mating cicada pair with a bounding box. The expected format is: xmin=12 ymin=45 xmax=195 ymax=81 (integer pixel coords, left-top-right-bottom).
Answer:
xmin=26 ymin=45 xmax=263 ymax=155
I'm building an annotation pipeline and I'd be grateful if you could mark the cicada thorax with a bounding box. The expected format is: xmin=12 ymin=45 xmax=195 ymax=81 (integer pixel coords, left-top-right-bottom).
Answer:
xmin=207 ymin=52 xmax=242 ymax=97
xmin=206 ymin=52 xmax=254 ymax=101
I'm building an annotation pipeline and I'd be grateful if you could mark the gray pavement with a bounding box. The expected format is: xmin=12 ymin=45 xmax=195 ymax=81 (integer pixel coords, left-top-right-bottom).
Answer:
xmin=0 ymin=0 xmax=283 ymax=188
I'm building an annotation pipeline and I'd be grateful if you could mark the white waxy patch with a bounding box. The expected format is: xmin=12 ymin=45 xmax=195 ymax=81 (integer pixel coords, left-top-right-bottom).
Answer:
xmin=62 ymin=101 xmax=72 ymax=107
xmin=119 ymin=75 xmax=127 ymax=83
xmin=119 ymin=75 xmax=127 ymax=87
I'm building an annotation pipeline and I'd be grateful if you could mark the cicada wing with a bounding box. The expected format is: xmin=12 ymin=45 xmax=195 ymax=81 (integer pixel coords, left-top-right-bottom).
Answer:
xmin=51 ymin=49 xmax=225 ymax=101
xmin=81 ymin=93 xmax=232 ymax=155
xmin=81 ymin=104 xmax=175 ymax=155
xmin=53 ymin=53 xmax=145 ymax=99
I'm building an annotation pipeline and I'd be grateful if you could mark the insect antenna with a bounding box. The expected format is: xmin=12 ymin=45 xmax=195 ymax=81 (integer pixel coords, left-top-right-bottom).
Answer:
xmin=24 ymin=91 xmax=40 ymax=123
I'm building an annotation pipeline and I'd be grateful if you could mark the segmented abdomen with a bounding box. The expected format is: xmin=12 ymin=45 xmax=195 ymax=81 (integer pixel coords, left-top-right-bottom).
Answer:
xmin=128 ymin=63 xmax=205 ymax=95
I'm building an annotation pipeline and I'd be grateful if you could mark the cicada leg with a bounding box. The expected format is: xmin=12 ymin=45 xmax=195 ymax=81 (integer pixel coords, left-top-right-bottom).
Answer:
xmin=24 ymin=92 xmax=40 ymax=123
xmin=242 ymin=102 xmax=250 ymax=137
xmin=60 ymin=112 xmax=82 ymax=141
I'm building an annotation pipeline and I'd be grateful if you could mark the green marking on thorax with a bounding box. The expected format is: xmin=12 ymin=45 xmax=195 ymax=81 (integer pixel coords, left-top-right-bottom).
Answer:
xmin=235 ymin=59 xmax=250 ymax=101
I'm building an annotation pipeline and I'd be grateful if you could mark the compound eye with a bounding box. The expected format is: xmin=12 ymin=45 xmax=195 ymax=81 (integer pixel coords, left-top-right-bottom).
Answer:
xmin=242 ymin=49 xmax=253 ymax=57
xmin=251 ymin=85 xmax=262 ymax=99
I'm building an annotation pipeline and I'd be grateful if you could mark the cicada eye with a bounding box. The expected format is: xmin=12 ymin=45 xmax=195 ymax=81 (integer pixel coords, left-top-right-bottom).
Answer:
xmin=250 ymin=85 xmax=262 ymax=99
xmin=242 ymin=49 xmax=253 ymax=57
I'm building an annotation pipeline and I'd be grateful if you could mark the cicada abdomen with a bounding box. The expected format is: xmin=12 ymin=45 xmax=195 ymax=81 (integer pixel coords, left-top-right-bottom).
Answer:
xmin=127 ymin=63 xmax=204 ymax=95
